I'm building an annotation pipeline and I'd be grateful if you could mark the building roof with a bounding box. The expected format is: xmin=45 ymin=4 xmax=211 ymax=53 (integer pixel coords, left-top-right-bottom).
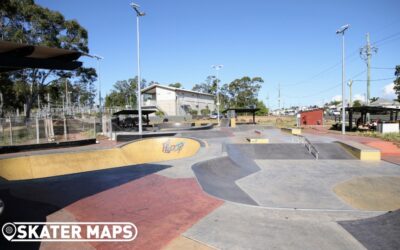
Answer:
xmin=141 ymin=84 xmax=214 ymax=97
xmin=300 ymin=108 xmax=324 ymax=114
xmin=0 ymin=40 xmax=83 ymax=72
xmin=346 ymin=106 xmax=400 ymax=114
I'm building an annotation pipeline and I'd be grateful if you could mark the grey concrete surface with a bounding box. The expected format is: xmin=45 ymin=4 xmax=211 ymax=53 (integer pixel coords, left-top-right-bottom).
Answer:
xmin=179 ymin=130 xmax=234 ymax=139
xmin=314 ymin=143 xmax=356 ymax=159
xmin=339 ymin=210 xmax=400 ymax=250
xmin=227 ymin=143 xmax=315 ymax=159
xmin=184 ymin=203 xmax=370 ymax=250
xmin=238 ymin=160 xmax=400 ymax=209
xmin=192 ymin=157 xmax=258 ymax=205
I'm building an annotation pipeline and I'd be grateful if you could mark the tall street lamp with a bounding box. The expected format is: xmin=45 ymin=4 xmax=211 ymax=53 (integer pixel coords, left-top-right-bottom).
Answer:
xmin=94 ymin=55 xmax=104 ymax=130
xmin=347 ymin=79 xmax=353 ymax=107
xmin=130 ymin=2 xmax=145 ymax=134
xmin=336 ymin=24 xmax=349 ymax=135
xmin=212 ymin=64 xmax=223 ymax=125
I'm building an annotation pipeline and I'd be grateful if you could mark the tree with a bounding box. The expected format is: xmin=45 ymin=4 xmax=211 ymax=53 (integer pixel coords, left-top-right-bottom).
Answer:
xmin=353 ymin=100 xmax=362 ymax=107
xmin=169 ymin=83 xmax=182 ymax=88
xmin=394 ymin=65 xmax=400 ymax=101
xmin=105 ymin=77 xmax=147 ymax=108
xmin=192 ymin=76 xmax=217 ymax=95
xmin=370 ymin=97 xmax=379 ymax=103
xmin=0 ymin=0 xmax=97 ymax=118
xmin=225 ymin=76 xmax=264 ymax=108
xmin=329 ymin=100 xmax=341 ymax=106
xmin=255 ymin=100 xmax=269 ymax=115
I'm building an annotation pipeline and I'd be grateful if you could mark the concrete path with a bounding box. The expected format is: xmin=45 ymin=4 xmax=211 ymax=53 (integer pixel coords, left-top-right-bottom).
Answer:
xmin=184 ymin=203 xmax=377 ymax=250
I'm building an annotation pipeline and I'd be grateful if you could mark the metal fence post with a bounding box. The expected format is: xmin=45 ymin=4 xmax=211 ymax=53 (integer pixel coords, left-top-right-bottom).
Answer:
xmin=64 ymin=116 xmax=67 ymax=141
xmin=36 ymin=116 xmax=40 ymax=144
xmin=93 ymin=117 xmax=96 ymax=139
xmin=8 ymin=117 xmax=13 ymax=145
xmin=109 ymin=117 xmax=112 ymax=139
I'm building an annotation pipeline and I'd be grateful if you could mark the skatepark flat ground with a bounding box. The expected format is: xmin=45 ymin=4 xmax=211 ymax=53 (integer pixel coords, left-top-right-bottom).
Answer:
xmin=0 ymin=125 xmax=399 ymax=250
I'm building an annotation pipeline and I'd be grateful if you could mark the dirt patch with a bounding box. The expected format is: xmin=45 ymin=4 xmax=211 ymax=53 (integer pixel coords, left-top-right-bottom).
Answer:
xmin=334 ymin=176 xmax=400 ymax=211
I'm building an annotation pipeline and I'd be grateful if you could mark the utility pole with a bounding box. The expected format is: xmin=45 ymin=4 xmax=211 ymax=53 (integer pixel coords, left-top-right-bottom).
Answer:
xmin=347 ymin=80 xmax=353 ymax=107
xmin=360 ymin=33 xmax=377 ymax=106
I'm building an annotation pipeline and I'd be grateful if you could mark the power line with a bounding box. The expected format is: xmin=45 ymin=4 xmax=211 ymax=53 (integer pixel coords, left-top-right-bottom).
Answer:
xmin=371 ymin=67 xmax=396 ymax=70
xmin=372 ymin=31 xmax=400 ymax=46
xmin=353 ymin=77 xmax=396 ymax=82
xmin=281 ymin=70 xmax=368 ymax=99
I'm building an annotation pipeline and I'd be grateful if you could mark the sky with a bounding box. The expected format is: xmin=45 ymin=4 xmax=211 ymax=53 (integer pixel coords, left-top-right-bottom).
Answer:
xmin=36 ymin=0 xmax=400 ymax=109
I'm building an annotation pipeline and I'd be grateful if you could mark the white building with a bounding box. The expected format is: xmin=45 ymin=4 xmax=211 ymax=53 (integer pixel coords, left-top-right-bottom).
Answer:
xmin=141 ymin=84 xmax=215 ymax=116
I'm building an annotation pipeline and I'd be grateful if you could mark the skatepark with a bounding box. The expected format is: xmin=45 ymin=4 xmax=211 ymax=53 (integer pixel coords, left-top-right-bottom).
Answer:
xmin=0 ymin=125 xmax=399 ymax=250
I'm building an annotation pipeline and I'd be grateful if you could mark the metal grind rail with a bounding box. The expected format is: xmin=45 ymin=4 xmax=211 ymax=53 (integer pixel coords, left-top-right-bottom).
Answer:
xmin=293 ymin=134 xmax=319 ymax=160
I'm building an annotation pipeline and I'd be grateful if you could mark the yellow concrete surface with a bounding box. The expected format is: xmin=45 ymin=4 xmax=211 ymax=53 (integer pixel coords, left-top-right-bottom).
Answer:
xmin=163 ymin=236 xmax=216 ymax=250
xmin=0 ymin=137 xmax=201 ymax=180
xmin=281 ymin=127 xmax=301 ymax=135
xmin=246 ymin=138 xmax=269 ymax=144
xmin=334 ymin=176 xmax=400 ymax=211
xmin=336 ymin=141 xmax=381 ymax=161
xmin=230 ymin=118 xmax=236 ymax=128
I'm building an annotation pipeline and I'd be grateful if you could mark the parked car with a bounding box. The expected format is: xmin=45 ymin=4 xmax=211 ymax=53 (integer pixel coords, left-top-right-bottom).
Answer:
xmin=209 ymin=113 xmax=223 ymax=119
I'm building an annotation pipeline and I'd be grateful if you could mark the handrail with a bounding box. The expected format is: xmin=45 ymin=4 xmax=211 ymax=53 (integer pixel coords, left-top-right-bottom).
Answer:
xmin=304 ymin=137 xmax=319 ymax=160
xmin=293 ymin=134 xmax=319 ymax=160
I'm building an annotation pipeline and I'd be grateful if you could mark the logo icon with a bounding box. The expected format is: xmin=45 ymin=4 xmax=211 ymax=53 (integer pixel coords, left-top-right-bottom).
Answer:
xmin=2 ymin=223 xmax=16 ymax=241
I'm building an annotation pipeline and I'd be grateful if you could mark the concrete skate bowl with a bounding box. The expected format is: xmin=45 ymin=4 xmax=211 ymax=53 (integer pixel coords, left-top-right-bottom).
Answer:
xmin=192 ymin=142 xmax=377 ymax=209
xmin=0 ymin=137 xmax=202 ymax=181
xmin=179 ymin=130 xmax=234 ymax=139
xmin=156 ymin=122 xmax=214 ymax=131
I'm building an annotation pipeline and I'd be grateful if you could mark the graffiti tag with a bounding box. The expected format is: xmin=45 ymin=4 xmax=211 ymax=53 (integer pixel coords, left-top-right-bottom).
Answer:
xmin=162 ymin=140 xmax=185 ymax=153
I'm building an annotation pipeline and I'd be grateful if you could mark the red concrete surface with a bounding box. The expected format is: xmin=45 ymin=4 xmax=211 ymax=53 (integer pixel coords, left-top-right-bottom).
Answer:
xmin=304 ymin=127 xmax=400 ymax=164
xmin=54 ymin=174 xmax=223 ymax=250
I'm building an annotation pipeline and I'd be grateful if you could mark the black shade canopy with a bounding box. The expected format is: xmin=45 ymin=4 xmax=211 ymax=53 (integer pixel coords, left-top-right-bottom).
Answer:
xmin=222 ymin=108 xmax=260 ymax=124
xmin=346 ymin=106 xmax=400 ymax=113
xmin=113 ymin=109 xmax=157 ymax=116
xmin=222 ymin=108 xmax=260 ymax=113
xmin=0 ymin=41 xmax=83 ymax=72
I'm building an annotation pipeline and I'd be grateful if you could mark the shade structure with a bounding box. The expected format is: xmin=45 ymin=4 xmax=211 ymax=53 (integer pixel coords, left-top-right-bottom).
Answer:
xmin=0 ymin=40 xmax=83 ymax=72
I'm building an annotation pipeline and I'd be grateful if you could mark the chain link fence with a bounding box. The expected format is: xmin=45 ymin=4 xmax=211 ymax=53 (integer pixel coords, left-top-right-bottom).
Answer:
xmin=0 ymin=117 xmax=97 ymax=146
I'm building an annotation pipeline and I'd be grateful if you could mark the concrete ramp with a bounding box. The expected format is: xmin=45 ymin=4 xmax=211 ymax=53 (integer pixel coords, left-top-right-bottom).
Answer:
xmin=0 ymin=137 xmax=202 ymax=180
xmin=226 ymin=144 xmax=314 ymax=159
xmin=314 ymin=143 xmax=357 ymax=160
xmin=192 ymin=157 xmax=258 ymax=205
xmin=225 ymin=143 xmax=357 ymax=160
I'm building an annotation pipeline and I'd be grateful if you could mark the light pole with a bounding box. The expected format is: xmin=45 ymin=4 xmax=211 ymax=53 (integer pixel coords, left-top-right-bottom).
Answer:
xmin=347 ymin=80 xmax=353 ymax=107
xmin=130 ymin=2 xmax=145 ymax=134
xmin=336 ymin=24 xmax=349 ymax=135
xmin=94 ymin=55 xmax=104 ymax=129
xmin=212 ymin=64 xmax=223 ymax=125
